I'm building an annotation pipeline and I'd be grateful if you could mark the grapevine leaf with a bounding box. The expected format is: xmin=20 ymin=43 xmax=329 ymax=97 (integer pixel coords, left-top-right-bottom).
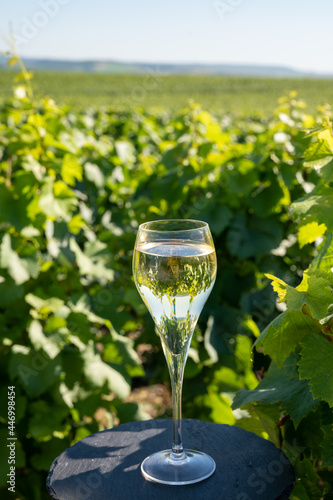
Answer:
xmin=103 ymin=332 xmax=142 ymax=368
xmin=81 ymin=344 xmax=130 ymax=399
xmin=201 ymin=204 xmax=233 ymax=236
xmin=228 ymin=159 xmax=258 ymax=196
xmin=290 ymin=458 xmax=323 ymax=500
xmin=297 ymin=220 xmax=327 ymax=248
xmin=255 ymin=310 xmax=318 ymax=368
xmin=8 ymin=345 xmax=62 ymax=397
xmin=84 ymin=162 xmax=105 ymax=188
xmin=28 ymin=400 xmax=70 ymax=441
xmin=0 ymin=279 xmax=24 ymax=307
xmin=303 ymin=128 xmax=333 ymax=161
xmin=232 ymin=353 xmax=320 ymax=427
xmin=249 ymin=171 xmax=289 ymax=215
xmin=299 ymin=334 xmax=333 ymax=407
xmin=30 ymin=438 xmax=69 ymax=471
xmin=312 ymin=232 xmax=333 ymax=271
xmin=70 ymin=238 xmax=115 ymax=281
xmin=321 ymin=424 xmax=333 ymax=466
xmin=227 ymin=213 xmax=282 ymax=259
xmin=116 ymin=402 xmax=151 ymax=424
xmin=303 ymin=128 xmax=333 ymax=182
xmin=0 ymin=183 xmax=30 ymax=230
xmin=61 ymin=154 xmax=83 ymax=186
xmin=290 ymin=483 xmax=310 ymax=500
xmin=39 ymin=179 xmax=77 ymax=218
xmin=285 ymin=270 xmax=333 ymax=320
xmin=28 ymin=319 xmax=62 ymax=359
xmin=236 ymin=405 xmax=281 ymax=445
xmin=0 ymin=234 xmax=30 ymax=284
xmin=265 ymin=273 xmax=289 ymax=302
xmin=291 ymin=185 xmax=333 ymax=231
xmin=25 ymin=293 xmax=66 ymax=315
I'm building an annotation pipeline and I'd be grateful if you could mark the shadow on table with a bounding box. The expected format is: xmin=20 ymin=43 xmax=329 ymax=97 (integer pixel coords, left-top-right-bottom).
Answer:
xmin=50 ymin=424 xmax=175 ymax=500
xmin=48 ymin=420 xmax=295 ymax=500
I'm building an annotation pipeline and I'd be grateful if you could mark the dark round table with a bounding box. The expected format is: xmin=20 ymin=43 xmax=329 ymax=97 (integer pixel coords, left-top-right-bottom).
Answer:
xmin=47 ymin=419 xmax=294 ymax=500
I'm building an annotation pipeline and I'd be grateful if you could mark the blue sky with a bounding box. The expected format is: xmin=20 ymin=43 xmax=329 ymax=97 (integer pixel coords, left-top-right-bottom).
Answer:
xmin=1 ymin=0 xmax=332 ymax=74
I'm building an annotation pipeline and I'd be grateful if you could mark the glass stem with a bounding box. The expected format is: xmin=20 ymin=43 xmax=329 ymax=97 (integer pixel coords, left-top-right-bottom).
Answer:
xmin=170 ymin=350 xmax=186 ymax=457
xmin=159 ymin=300 xmax=194 ymax=460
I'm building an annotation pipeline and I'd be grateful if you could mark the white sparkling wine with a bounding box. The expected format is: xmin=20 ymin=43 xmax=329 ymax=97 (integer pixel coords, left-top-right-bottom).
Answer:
xmin=133 ymin=241 xmax=217 ymax=355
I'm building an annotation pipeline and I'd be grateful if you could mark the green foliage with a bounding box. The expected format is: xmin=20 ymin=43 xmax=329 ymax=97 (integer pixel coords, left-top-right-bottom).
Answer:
xmin=0 ymin=58 xmax=331 ymax=498
xmin=233 ymin=122 xmax=333 ymax=498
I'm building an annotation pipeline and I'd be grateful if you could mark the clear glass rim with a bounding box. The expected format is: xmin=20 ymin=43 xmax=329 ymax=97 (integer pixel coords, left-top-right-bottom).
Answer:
xmin=138 ymin=219 xmax=208 ymax=233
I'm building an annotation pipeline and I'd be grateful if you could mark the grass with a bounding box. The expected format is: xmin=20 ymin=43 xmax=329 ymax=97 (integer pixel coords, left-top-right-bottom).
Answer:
xmin=1 ymin=70 xmax=333 ymax=114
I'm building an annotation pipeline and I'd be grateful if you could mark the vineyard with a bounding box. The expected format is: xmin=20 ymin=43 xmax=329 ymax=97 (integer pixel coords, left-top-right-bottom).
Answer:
xmin=2 ymin=70 xmax=333 ymax=113
xmin=0 ymin=64 xmax=333 ymax=500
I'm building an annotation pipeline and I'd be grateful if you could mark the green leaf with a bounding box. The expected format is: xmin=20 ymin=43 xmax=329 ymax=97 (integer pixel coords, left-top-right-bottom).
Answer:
xmin=61 ymin=348 xmax=84 ymax=389
xmin=227 ymin=213 xmax=282 ymax=259
xmin=303 ymin=129 xmax=333 ymax=161
xmin=9 ymin=345 xmax=62 ymax=397
xmin=228 ymin=159 xmax=258 ymax=196
xmin=70 ymin=238 xmax=115 ymax=281
xmin=25 ymin=293 xmax=66 ymax=315
xmin=0 ymin=183 xmax=29 ymax=230
xmin=0 ymin=234 xmax=30 ymax=284
xmin=201 ymin=392 xmax=236 ymax=425
xmin=291 ymin=185 xmax=333 ymax=231
xmin=286 ymin=270 xmax=333 ymax=320
xmin=66 ymin=312 xmax=93 ymax=343
xmin=232 ymin=353 xmax=320 ymax=427
xmin=103 ymin=332 xmax=142 ymax=368
xmin=249 ymin=172 xmax=289 ymax=215
xmin=299 ymin=334 xmax=333 ymax=407
xmin=266 ymin=273 xmax=288 ymax=302
xmin=290 ymin=483 xmax=310 ymax=499
xmin=303 ymin=127 xmax=333 ymax=184
xmin=84 ymin=162 xmax=105 ymax=188
xmin=255 ymin=310 xmax=319 ymax=368
xmin=39 ymin=179 xmax=77 ymax=218
xmin=28 ymin=400 xmax=70 ymax=441
xmin=312 ymin=232 xmax=333 ymax=271
xmin=0 ymin=279 xmax=24 ymax=307
xmin=116 ymin=402 xmax=151 ymax=424
xmin=321 ymin=424 xmax=333 ymax=466
xmin=28 ymin=319 xmax=62 ymax=359
xmin=82 ymin=343 xmax=130 ymax=398
xmin=298 ymin=220 xmax=327 ymax=248
xmin=30 ymin=438 xmax=68 ymax=471
xmin=291 ymin=458 xmax=323 ymax=500
xmin=213 ymin=366 xmax=244 ymax=391
xmin=67 ymin=213 xmax=85 ymax=234
xmin=236 ymin=405 xmax=280 ymax=444
xmin=199 ymin=204 xmax=233 ymax=236
xmin=61 ymin=154 xmax=83 ymax=186
xmin=123 ymin=288 xmax=146 ymax=315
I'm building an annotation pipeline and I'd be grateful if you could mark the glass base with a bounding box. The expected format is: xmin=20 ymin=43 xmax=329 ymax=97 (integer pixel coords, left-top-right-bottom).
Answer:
xmin=141 ymin=449 xmax=216 ymax=485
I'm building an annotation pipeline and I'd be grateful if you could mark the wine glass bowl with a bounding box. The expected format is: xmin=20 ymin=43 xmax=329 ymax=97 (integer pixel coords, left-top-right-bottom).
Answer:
xmin=133 ymin=219 xmax=217 ymax=485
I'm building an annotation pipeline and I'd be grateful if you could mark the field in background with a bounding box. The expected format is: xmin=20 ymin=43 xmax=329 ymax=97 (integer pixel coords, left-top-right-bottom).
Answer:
xmin=1 ymin=70 xmax=333 ymax=112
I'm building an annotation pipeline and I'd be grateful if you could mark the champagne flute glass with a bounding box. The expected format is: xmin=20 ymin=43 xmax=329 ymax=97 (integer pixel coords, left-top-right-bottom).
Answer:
xmin=133 ymin=219 xmax=217 ymax=485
